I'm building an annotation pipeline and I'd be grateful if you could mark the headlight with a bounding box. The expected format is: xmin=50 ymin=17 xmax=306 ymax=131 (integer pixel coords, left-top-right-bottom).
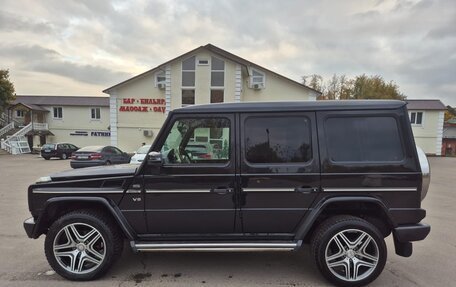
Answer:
xmin=36 ymin=176 xmax=52 ymax=183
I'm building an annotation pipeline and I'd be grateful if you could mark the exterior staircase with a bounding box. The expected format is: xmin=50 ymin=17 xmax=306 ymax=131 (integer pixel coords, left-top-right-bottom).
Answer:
xmin=0 ymin=123 xmax=32 ymax=154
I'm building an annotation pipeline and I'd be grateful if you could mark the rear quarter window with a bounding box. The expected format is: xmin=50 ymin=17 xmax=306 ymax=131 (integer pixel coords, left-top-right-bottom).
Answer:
xmin=325 ymin=116 xmax=404 ymax=162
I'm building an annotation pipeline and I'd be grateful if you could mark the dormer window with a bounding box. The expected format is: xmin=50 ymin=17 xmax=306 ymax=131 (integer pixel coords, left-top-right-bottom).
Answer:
xmin=250 ymin=69 xmax=265 ymax=89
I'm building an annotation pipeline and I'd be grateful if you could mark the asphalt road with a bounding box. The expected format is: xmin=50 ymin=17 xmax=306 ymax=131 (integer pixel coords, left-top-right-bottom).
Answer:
xmin=0 ymin=154 xmax=454 ymax=287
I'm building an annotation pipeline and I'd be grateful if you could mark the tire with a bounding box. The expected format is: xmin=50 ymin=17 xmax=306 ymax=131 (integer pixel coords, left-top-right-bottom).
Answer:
xmin=105 ymin=161 xmax=111 ymax=165
xmin=61 ymin=153 xmax=68 ymax=160
xmin=44 ymin=210 xmax=124 ymax=281
xmin=43 ymin=157 xmax=50 ymax=160
xmin=311 ymin=215 xmax=387 ymax=287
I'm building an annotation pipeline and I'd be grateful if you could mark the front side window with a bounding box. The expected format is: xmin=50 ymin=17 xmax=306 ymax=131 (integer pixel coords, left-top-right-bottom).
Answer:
xmin=161 ymin=118 xmax=230 ymax=164
xmin=53 ymin=107 xmax=63 ymax=119
xmin=410 ymin=112 xmax=423 ymax=125
xmin=244 ymin=116 xmax=312 ymax=164
xmin=325 ymin=116 xmax=404 ymax=162
xmin=91 ymin=107 xmax=101 ymax=120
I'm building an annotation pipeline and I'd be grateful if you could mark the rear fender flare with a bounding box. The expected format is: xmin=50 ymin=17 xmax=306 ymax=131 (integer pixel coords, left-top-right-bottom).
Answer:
xmin=294 ymin=196 xmax=395 ymax=240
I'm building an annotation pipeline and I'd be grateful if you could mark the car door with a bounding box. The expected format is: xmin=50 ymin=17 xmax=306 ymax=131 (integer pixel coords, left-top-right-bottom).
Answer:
xmin=112 ymin=147 xmax=128 ymax=163
xmin=143 ymin=114 xmax=236 ymax=236
xmin=239 ymin=112 xmax=320 ymax=235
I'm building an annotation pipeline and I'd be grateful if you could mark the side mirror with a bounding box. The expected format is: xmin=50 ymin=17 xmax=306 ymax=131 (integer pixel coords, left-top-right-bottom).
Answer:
xmin=147 ymin=151 xmax=162 ymax=165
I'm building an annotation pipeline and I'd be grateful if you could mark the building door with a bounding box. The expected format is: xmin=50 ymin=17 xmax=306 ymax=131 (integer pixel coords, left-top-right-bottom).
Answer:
xmin=239 ymin=112 xmax=320 ymax=235
xmin=39 ymin=135 xmax=46 ymax=146
xmin=143 ymin=114 xmax=236 ymax=237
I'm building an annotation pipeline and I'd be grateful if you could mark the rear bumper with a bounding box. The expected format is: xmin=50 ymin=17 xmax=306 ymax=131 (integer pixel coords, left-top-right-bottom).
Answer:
xmin=393 ymin=223 xmax=430 ymax=257
xmin=394 ymin=223 xmax=430 ymax=242
xmin=23 ymin=217 xmax=36 ymax=238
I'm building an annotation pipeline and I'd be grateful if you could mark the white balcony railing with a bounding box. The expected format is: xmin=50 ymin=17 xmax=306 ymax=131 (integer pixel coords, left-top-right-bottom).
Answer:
xmin=32 ymin=122 xmax=49 ymax=130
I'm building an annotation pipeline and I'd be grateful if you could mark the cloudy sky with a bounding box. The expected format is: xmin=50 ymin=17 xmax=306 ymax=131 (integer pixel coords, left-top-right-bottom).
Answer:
xmin=1 ymin=0 xmax=455 ymax=105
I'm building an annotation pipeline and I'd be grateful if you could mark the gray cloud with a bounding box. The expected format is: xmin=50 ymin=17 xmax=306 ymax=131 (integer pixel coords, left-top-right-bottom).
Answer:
xmin=0 ymin=0 xmax=455 ymax=105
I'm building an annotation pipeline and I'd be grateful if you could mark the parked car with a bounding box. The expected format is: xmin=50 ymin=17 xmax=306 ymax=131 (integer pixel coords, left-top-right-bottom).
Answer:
xmin=130 ymin=145 xmax=151 ymax=164
xmin=70 ymin=145 xmax=131 ymax=168
xmin=185 ymin=142 xmax=214 ymax=159
xmin=24 ymin=101 xmax=430 ymax=286
xmin=41 ymin=143 xmax=79 ymax=160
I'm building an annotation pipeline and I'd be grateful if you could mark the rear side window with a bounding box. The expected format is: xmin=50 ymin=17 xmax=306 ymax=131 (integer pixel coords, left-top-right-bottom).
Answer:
xmin=244 ymin=116 xmax=312 ymax=163
xmin=325 ymin=116 xmax=404 ymax=162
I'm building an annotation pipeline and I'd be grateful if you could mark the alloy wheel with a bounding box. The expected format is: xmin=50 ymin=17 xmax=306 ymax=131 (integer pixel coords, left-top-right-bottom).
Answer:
xmin=325 ymin=228 xmax=379 ymax=282
xmin=53 ymin=223 xmax=106 ymax=274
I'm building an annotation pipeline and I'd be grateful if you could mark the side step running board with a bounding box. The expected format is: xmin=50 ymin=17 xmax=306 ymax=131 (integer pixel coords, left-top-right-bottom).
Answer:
xmin=131 ymin=241 xmax=301 ymax=252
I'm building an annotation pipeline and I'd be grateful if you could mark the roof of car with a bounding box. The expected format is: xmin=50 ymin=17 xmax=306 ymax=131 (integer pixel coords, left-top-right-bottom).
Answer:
xmin=173 ymin=100 xmax=406 ymax=114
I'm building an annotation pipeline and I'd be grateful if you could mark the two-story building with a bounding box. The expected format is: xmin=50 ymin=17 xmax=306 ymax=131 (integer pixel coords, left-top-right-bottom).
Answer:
xmin=1 ymin=95 xmax=110 ymax=153
xmin=407 ymin=99 xmax=446 ymax=155
xmin=103 ymin=44 xmax=320 ymax=152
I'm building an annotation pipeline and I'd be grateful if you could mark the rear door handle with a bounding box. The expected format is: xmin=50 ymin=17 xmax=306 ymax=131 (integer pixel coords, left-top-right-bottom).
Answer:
xmin=295 ymin=187 xmax=319 ymax=193
xmin=210 ymin=188 xmax=233 ymax=194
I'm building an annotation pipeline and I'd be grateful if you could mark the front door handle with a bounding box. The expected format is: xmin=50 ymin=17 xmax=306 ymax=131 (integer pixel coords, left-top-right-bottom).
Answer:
xmin=295 ymin=187 xmax=319 ymax=193
xmin=210 ymin=187 xmax=233 ymax=194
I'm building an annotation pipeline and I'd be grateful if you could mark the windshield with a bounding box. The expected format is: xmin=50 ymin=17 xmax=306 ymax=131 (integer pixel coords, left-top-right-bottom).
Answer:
xmin=77 ymin=146 xmax=104 ymax=152
xmin=136 ymin=145 xmax=151 ymax=154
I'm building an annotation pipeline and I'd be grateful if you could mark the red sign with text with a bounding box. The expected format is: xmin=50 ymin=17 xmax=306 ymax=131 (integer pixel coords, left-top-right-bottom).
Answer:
xmin=119 ymin=98 xmax=166 ymax=113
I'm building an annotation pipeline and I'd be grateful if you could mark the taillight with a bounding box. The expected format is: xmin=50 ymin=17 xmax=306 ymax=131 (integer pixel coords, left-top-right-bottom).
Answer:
xmin=199 ymin=153 xmax=212 ymax=159
xmin=90 ymin=153 xmax=103 ymax=160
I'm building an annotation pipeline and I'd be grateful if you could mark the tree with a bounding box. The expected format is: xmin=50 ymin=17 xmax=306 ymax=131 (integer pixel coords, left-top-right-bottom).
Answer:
xmin=302 ymin=73 xmax=405 ymax=100
xmin=351 ymin=74 xmax=405 ymax=100
xmin=445 ymin=105 xmax=455 ymax=122
xmin=0 ymin=69 xmax=16 ymax=112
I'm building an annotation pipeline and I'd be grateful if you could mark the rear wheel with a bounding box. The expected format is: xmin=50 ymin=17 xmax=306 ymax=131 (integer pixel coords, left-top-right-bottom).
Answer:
xmin=61 ymin=153 xmax=68 ymax=160
xmin=44 ymin=210 xmax=123 ymax=281
xmin=311 ymin=215 xmax=387 ymax=287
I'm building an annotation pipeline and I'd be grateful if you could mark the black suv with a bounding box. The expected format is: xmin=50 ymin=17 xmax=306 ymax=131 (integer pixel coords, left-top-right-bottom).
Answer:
xmin=24 ymin=101 xmax=430 ymax=286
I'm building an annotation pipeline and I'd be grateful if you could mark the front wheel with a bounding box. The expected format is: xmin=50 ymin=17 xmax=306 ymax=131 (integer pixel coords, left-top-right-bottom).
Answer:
xmin=44 ymin=210 xmax=123 ymax=281
xmin=311 ymin=215 xmax=387 ymax=287
xmin=60 ymin=153 xmax=67 ymax=160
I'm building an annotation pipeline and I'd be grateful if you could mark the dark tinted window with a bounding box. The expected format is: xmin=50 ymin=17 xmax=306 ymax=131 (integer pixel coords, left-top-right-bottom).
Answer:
xmin=325 ymin=117 xmax=404 ymax=162
xmin=244 ymin=116 xmax=312 ymax=163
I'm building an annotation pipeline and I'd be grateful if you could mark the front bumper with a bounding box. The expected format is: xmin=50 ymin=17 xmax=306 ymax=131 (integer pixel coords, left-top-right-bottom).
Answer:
xmin=23 ymin=217 xmax=36 ymax=238
xmin=393 ymin=223 xmax=430 ymax=257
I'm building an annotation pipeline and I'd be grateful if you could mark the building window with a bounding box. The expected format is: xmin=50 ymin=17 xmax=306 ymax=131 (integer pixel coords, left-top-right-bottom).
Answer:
xmin=182 ymin=89 xmax=195 ymax=107
xmin=155 ymin=71 xmax=166 ymax=87
xmin=16 ymin=110 xmax=25 ymax=118
xmin=198 ymin=59 xmax=209 ymax=65
xmin=211 ymin=57 xmax=225 ymax=87
xmin=91 ymin=107 xmax=101 ymax=120
xmin=250 ymin=68 xmax=265 ymax=88
xmin=410 ymin=111 xmax=424 ymax=125
xmin=211 ymin=90 xmax=224 ymax=103
xmin=53 ymin=107 xmax=63 ymax=119
xmin=182 ymin=56 xmax=195 ymax=87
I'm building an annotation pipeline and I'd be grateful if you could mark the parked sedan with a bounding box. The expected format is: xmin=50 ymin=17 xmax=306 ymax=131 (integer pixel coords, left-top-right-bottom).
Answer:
xmin=130 ymin=145 xmax=151 ymax=164
xmin=70 ymin=146 xmax=131 ymax=169
xmin=41 ymin=143 xmax=79 ymax=160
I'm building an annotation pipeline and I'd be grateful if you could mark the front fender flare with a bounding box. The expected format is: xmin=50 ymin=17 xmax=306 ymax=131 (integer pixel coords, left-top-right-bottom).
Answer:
xmin=32 ymin=196 xmax=135 ymax=240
